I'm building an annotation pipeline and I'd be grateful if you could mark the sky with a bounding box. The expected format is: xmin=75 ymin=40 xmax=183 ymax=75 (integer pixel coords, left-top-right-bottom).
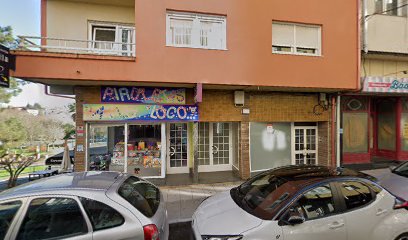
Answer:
xmin=0 ymin=0 xmax=74 ymax=110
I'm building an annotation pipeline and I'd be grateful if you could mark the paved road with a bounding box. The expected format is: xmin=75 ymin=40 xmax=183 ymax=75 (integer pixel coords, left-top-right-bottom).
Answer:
xmin=169 ymin=221 xmax=194 ymax=240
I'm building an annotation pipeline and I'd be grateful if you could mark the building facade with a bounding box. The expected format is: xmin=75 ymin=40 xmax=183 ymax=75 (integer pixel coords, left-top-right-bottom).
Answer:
xmin=341 ymin=0 xmax=408 ymax=166
xmin=12 ymin=0 xmax=359 ymax=180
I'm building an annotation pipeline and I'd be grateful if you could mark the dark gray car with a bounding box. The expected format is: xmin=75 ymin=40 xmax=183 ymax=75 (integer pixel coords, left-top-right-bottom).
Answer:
xmin=0 ymin=171 xmax=168 ymax=240
xmin=364 ymin=161 xmax=408 ymax=201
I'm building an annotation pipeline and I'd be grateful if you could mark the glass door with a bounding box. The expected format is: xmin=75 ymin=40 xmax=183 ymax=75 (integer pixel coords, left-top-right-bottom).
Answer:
xmin=198 ymin=122 xmax=232 ymax=172
xmin=167 ymin=123 xmax=189 ymax=174
xmin=292 ymin=126 xmax=318 ymax=165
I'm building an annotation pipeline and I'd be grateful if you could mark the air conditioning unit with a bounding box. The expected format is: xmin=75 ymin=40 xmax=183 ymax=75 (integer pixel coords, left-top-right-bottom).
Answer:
xmin=234 ymin=91 xmax=245 ymax=106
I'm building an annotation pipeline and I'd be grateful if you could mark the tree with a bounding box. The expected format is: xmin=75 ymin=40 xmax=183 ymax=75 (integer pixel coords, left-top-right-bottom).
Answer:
xmin=62 ymin=123 xmax=75 ymax=140
xmin=66 ymin=103 xmax=76 ymax=121
xmin=0 ymin=25 xmax=25 ymax=104
xmin=0 ymin=117 xmax=27 ymax=149
xmin=0 ymin=152 xmax=40 ymax=188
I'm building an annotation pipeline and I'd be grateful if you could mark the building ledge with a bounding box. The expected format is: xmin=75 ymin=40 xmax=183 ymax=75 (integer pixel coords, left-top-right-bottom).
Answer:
xmin=12 ymin=50 xmax=136 ymax=62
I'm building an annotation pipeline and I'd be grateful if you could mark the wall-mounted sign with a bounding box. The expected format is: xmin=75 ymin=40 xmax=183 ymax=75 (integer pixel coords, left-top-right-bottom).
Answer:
xmin=0 ymin=44 xmax=10 ymax=88
xmin=76 ymin=126 xmax=84 ymax=137
xmin=101 ymin=86 xmax=186 ymax=104
xmin=83 ymin=104 xmax=199 ymax=121
xmin=76 ymin=144 xmax=84 ymax=152
xmin=363 ymin=77 xmax=408 ymax=94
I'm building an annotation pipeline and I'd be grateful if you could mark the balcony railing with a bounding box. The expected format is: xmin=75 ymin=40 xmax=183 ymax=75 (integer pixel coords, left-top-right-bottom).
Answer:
xmin=17 ymin=36 xmax=136 ymax=57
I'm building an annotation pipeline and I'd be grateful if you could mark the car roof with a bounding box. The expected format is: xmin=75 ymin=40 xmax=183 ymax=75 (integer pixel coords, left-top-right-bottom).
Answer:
xmin=0 ymin=171 xmax=127 ymax=199
xmin=259 ymin=165 xmax=372 ymax=183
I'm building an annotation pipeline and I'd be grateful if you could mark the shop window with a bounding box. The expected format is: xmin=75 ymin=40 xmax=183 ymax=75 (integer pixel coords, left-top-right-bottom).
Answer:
xmin=343 ymin=113 xmax=368 ymax=153
xmin=166 ymin=11 xmax=227 ymax=50
xmin=127 ymin=124 xmax=163 ymax=177
xmin=87 ymin=124 xmax=164 ymax=177
xmin=272 ymin=22 xmax=321 ymax=56
xmin=401 ymin=99 xmax=408 ymax=151
xmin=249 ymin=123 xmax=292 ymax=173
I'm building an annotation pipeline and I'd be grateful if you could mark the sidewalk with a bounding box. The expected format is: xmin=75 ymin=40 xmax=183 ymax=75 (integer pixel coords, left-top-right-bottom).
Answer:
xmin=161 ymin=181 xmax=242 ymax=224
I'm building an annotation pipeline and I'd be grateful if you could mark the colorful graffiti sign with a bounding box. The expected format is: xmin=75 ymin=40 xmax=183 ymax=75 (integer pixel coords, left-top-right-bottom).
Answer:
xmin=101 ymin=86 xmax=185 ymax=104
xmin=83 ymin=104 xmax=199 ymax=121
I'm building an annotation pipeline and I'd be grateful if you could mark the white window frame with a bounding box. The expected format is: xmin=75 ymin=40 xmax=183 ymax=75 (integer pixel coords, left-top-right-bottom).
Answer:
xmin=88 ymin=21 xmax=136 ymax=57
xmin=375 ymin=0 xmax=406 ymax=16
xmin=290 ymin=123 xmax=319 ymax=166
xmin=166 ymin=11 xmax=227 ymax=50
xmin=272 ymin=22 xmax=322 ymax=57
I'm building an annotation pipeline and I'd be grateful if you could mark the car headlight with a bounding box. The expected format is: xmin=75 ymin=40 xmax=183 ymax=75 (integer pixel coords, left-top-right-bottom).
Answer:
xmin=201 ymin=235 xmax=243 ymax=240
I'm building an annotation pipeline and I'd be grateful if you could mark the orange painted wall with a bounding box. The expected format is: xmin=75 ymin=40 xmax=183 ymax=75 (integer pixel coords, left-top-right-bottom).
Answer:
xmin=12 ymin=0 xmax=359 ymax=90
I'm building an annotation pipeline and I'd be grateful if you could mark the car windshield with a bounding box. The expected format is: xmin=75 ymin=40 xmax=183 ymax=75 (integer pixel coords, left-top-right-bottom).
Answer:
xmin=393 ymin=162 xmax=408 ymax=177
xmin=231 ymin=171 xmax=296 ymax=220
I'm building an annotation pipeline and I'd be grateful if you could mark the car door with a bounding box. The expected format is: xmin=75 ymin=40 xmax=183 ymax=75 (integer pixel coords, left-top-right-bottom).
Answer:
xmin=280 ymin=183 xmax=347 ymax=240
xmin=9 ymin=196 xmax=92 ymax=240
xmin=335 ymin=180 xmax=393 ymax=240
xmin=0 ymin=199 xmax=27 ymax=240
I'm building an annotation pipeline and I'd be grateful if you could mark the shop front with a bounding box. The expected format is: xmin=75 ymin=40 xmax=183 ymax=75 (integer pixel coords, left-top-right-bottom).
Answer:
xmin=342 ymin=77 xmax=408 ymax=165
xmin=82 ymin=86 xmax=199 ymax=178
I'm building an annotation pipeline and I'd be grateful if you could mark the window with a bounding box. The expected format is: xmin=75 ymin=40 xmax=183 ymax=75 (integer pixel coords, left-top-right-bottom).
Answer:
xmin=272 ymin=22 xmax=321 ymax=56
xmin=80 ymin=197 xmax=124 ymax=231
xmin=292 ymin=184 xmax=335 ymax=221
xmin=339 ymin=181 xmax=373 ymax=211
xmin=166 ymin=11 xmax=227 ymax=50
xmin=89 ymin=21 xmax=135 ymax=56
xmin=0 ymin=201 xmax=22 ymax=239
xmin=375 ymin=0 xmax=407 ymax=16
xmin=17 ymin=198 xmax=88 ymax=240
xmin=118 ymin=177 xmax=160 ymax=218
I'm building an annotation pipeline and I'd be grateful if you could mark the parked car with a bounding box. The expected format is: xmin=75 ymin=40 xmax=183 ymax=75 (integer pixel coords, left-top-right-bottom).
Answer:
xmin=0 ymin=171 xmax=168 ymax=240
xmin=192 ymin=165 xmax=408 ymax=240
xmin=364 ymin=161 xmax=408 ymax=201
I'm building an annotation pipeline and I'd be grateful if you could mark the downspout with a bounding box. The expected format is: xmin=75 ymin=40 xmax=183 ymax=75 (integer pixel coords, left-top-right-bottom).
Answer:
xmin=336 ymin=94 xmax=341 ymax=167
xmin=331 ymin=96 xmax=336 ymax=167
xmin=362 ymin=0 xmax=368 ymax=54
xmin=44 ymin=85 xmax=75 ymax=99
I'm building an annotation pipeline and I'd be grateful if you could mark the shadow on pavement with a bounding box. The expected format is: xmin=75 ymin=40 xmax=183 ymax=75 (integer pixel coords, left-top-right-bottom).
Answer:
xmin=169 ymin=221 xmax=194 ymax=240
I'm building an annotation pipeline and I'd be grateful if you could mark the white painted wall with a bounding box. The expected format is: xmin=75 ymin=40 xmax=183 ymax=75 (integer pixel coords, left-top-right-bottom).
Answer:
xmin=47 ymin=0 xmax=134 ymax=41
xmin=366 ymin=0 xmax=408 ymax=53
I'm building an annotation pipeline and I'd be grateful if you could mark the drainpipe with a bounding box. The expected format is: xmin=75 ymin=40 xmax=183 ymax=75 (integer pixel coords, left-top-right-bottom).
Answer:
xmin=362 ymin=0 xmax=368 ymax=54
xmin=44 ymin=85 xmax=75 ymax=99
xmin=336 ymin=95 xmax=341 ymax=167
xmin=331 ymin=96 xmax=336 ymax=167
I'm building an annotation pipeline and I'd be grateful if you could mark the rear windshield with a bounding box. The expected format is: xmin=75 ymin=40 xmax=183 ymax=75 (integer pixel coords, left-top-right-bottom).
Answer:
xmin=231 ymin=171 xmax=297 ymax=220
xmin=118 ymin=177 xmax=160 ymax=218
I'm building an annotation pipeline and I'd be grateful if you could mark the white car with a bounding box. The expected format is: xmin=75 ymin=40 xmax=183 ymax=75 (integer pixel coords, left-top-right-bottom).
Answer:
xmin=192 ymin=165 xmax=408 ymax=240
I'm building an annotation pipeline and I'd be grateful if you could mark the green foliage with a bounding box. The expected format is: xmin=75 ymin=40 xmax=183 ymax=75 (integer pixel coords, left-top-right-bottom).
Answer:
xmin=0 ymin=117 xmax=27 ymax=148
xmin=62 ymin=123 xmax=75 ymax=140
xmin=0 ymin=25 xmax=25 ymax=104
xmin=0 ymin=26 xmax=15 ymax=47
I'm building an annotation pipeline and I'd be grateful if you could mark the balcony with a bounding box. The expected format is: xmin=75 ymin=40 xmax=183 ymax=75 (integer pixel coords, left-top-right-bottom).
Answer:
xmin=17 ymin=35 xmax=136 ymax=57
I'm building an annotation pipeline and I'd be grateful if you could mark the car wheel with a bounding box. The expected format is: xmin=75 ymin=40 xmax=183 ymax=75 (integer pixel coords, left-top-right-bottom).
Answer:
xmin=396 ymin=233 xmax=408 ymax=240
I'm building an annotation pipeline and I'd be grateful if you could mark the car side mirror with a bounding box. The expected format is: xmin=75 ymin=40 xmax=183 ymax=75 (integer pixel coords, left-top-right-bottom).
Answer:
xmin=389 ymin=166 xmax=397 ymax=172
xmin=287 ymin=215 xmax=305 ymax=225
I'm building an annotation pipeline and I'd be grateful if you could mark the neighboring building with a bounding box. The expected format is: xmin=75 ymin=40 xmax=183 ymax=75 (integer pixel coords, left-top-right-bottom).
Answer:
xmin=341 ymin=0 xmax=408 ymax=166
xmin=11 ymin=0 xmax=359 ymax=180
